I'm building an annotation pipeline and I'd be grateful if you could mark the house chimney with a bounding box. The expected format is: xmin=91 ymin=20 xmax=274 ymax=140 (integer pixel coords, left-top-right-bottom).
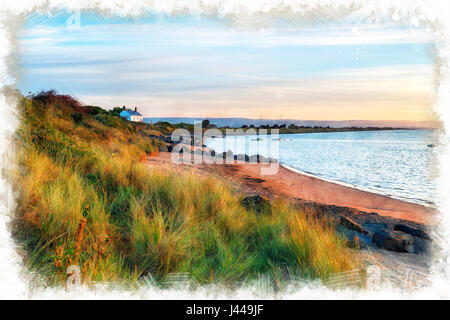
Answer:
xmin=135 ymin=107 xmax=137 ymax=112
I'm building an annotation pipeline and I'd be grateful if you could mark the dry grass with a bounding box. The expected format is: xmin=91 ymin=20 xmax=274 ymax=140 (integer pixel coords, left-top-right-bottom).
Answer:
xmin=10 ymin=91 xmax=362 ymax=288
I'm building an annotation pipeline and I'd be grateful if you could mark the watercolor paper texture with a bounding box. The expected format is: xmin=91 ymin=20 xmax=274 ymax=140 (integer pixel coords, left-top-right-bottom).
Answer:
xmin=0 ymin=1 xmax=450 ymax=299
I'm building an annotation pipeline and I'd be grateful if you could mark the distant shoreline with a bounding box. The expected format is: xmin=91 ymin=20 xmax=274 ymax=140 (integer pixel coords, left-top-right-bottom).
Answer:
xmin=146 ymin=120 xmax=435 ymax=136
xmin=215 ymin=127 xmax=424 ymax=136
xmin=144 ymin=117 xmax=440 ymax=131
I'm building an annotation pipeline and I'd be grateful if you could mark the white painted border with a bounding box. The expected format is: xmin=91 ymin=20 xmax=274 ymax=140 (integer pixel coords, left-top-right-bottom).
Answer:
xmin=0 ymin=0 xmax=449 ymax=299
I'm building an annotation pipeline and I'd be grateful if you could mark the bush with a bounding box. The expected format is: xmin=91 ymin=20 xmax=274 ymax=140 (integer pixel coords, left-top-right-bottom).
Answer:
xmin=71 ymin=113 xmax=83 ymax=124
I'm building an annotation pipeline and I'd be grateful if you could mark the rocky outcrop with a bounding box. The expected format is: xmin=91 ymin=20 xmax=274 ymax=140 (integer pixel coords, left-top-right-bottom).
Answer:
xmin=234 ymin=154 xmax=250 ymax=162
xmin=372 ymin=230 xmax=415 ymax=253
xmin=222 ymin=150 xmax=234 ymax=160
xmin=394 ymin=224 xmax=430 ymax=240
xmin=361 ymin=223 xmax=388 ymax=235
xmin=306 ymin=202 xmax=431 ymax=254
xmin=339 ymin=216 xmax=367 ymax=235
xmin=339 ymin=228 xmax=372 ymax=249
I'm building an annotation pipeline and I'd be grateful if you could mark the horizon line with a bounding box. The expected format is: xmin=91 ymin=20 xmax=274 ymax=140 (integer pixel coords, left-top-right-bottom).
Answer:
xmin=142 ymin=116 xmax=439 ymax=123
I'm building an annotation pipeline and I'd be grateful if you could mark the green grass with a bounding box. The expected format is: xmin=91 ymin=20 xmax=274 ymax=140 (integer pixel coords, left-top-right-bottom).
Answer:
xmin=10 ymin=90 xmax=361 ymax=289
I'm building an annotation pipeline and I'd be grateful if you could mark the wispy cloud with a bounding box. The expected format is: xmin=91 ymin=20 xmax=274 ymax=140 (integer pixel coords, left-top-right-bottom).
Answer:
xmin=17 ymin=13 xmax=437 ymax=122
xmin=21 ymin=22 xmax=433 ymax=49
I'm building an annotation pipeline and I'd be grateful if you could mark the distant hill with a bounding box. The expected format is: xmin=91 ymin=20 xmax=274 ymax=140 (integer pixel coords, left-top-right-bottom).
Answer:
xmin=144 ymin=117 xmax=439 ymax=129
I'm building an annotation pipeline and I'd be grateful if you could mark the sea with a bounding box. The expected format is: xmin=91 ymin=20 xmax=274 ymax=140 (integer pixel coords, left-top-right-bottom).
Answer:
xmin=204 ymin=129 xmax=438 ymax=207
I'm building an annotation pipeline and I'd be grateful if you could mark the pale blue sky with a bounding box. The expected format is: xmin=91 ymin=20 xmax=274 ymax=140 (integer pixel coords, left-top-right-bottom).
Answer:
xmin=17 ymin=10 xmax=436 ymax=121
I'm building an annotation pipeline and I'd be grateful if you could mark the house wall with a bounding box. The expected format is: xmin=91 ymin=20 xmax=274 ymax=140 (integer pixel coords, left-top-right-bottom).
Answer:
xmin=120 ymin=113 xmax=142 ymax=122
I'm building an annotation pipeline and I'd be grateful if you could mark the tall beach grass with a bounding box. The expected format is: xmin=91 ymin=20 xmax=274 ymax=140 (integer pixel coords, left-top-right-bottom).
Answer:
xmin=10 ymin=91 xmax=362 ymax=289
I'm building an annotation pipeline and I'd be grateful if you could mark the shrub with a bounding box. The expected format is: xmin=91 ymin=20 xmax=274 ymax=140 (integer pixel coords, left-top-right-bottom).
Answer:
xmin=71 ymin=113 xmax=83 ymax=124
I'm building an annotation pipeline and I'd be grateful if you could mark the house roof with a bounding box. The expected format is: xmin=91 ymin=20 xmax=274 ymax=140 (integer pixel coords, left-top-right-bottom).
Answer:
xmin=120 ymin=109 xmax=142 ymax=117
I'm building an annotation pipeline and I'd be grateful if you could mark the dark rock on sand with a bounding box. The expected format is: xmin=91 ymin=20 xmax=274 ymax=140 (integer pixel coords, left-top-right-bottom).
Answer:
xmin=241 ymin=154 xmax=250 ymax=162
xmin=258 ymin=155 xmax=268 ymax=163
xmin=373 ymin=230 xmax=415 ymax=253
xmin=339 ymin=227 xmax=372 ymax=249
xmin=394 ymin=224 xmax=431 ymax=240
xmin=233 ymin=154 xmax=249 ymax=162
xmin=241 ymin=194 xmax=271 ymax=214
xmin=222 ymin=150 xmax=233 ymax=159
xmin=158 ymin=135 xmax=174 ymax=143
xmin=159 ymin=143 xmax=175 ymax=152
xmin=158 ymin=144 xmax=168 ymax=152
xmin=362 ymin=223 xmax=388 ymax=235
xmin=339 ymin=216 xmax=368 ymax=234
xmin=249 ymin=154 xmax=267 ymax=163
xmin=248 ymin=155 xmax=258 ymax=163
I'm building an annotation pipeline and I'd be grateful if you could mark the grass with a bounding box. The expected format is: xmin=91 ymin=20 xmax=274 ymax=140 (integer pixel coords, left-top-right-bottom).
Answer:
xmin=10 ymin=90 xmax=362 ymax=289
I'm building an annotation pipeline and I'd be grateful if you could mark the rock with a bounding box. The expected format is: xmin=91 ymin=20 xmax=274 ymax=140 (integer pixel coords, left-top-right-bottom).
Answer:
xmin=413 ymin=236 xmax=431 ymax=254
xmin=258 ymin=155 xmax=268 ymax=163
xmin=394 ymin=224 xmax=430 ymax=240
xmin=236 ymin=154 xmax=250 ymax=162
xmin=241 ymin=195 xmax=271 ymax=214
xmin=249 ymin=155 xmax=259 ymax=163
xmin=339 ymin=216 xmax=368 ymax=235
xmin=361 ymin=223 xmax=388 ymax=235
xmin=158 ymin=144 xmax=167 ymax=152
xmin=159 ymin=144 xmax=174 ymax=152
xmin=158 ymin=135 xmax=173 ymax=143
xmin=372 ymin=230 xmax=415 ymax=253
xmin=339 ymin=227 xmax=372 ymax=249
xmin=222 ymin=150 xmax=233 ymax=159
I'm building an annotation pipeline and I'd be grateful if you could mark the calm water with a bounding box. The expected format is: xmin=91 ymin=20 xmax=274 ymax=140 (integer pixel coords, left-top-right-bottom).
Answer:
xmin=205 ymin=130 xmax=438 ymax=206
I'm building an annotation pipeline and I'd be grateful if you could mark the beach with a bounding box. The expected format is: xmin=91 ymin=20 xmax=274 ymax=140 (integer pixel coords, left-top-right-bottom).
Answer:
xmin=147 ymin=152 xmax=433 ymax=225
xmin=146 ymin=151 xmax=433 ymax=284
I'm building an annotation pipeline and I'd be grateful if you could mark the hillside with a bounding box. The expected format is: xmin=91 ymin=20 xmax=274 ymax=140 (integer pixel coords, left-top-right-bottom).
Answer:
xmin=10 ymin=91 xmax=360 ymax=288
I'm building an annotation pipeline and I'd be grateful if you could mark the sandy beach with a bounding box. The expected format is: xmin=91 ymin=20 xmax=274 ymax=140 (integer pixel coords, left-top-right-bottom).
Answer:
xmin=148 ymin=152 xmax=433 ymax=225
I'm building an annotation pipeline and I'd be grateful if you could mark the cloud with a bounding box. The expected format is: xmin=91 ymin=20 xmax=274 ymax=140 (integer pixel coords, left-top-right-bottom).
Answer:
xmin=75 ymin=64 xmax=436 ymax=121
xmin=17 ymin=15 xmax=437 ymax=122
xmin=21 ymin=22 xmax=434 ymax=49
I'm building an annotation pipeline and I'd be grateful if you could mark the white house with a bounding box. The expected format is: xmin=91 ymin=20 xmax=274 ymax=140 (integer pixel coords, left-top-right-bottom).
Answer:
xmin=119 ymin=106 xmax=143 ymax=122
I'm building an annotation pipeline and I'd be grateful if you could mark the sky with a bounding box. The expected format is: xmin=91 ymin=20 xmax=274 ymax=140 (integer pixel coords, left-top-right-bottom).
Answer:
xmin=17 ymin=10 xmax=437 ymax=122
